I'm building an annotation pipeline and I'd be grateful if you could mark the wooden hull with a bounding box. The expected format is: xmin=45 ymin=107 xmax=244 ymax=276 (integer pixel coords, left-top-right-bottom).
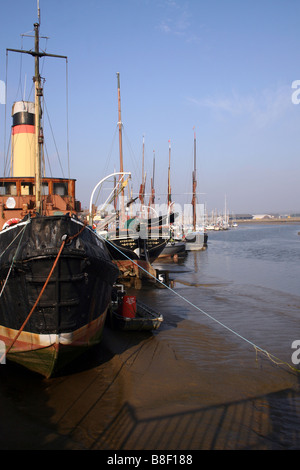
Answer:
xmin=113 ymin=259 xmax=157 ymax=281
xmin=1 ymin=313 xmax=107 ymax=377
xmin=0 ymin=214 xmax=119 ymax=377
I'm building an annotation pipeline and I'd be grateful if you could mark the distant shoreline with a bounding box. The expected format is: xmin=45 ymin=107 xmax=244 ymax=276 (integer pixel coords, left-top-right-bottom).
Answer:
xmin=234 ymin=218 xmax=300 ymax=224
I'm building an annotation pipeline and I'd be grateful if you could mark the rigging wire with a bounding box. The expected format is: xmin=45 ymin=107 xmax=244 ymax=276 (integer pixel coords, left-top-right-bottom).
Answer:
xmin=98 ymin=232 xmax=299 ymax=376
xmin=3 ymin=134 xmax=11 ymax=178
xmin=43 ymin=96 xmax=65 ymax=177
xmin=0 ymin=223 xmax=28 ymax=299
xmin=4 ymin=27 xmax=66 ymax=180
xmin=43 ymin=141 xmax=53 ymax=177
xmin=65 ymin=58 xmax=70 ymax=181
xmin=122 ymin=127 xmax=141 ymax=178
xmin=103 ymin=126 xmax=118 ymax=176
xmin=0 ymin=221 xmax=87 ymax=364
xmin=3 ymin=51 xmax=8 ymax=176
xmin=15 ymin=34 xmax=24 ymax=102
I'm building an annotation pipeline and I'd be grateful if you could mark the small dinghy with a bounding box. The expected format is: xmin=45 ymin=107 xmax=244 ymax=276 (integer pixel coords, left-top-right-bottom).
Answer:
xmin=108 ymin=285 xmax=163 ymax=331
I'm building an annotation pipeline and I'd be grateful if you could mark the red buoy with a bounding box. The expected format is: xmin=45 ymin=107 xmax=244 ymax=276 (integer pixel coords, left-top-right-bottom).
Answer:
xmin=120 ymin=295 xmax=136 ymax=318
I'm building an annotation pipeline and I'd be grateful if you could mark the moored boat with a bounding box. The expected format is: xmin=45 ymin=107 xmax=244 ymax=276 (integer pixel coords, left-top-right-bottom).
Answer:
xmin=0 ymin=17 xmax=119 ymax=377
xmin=91 ymin=73 xmax=169 ymax=279
xmin=0 ymin=215 xmax=119 ymax=377
xmin=159 ymin=239 xmax=186 ymax=258
xmin=185 ymin=230 xmax=207 ymax=251
xmin=185 ymin=131 xmax=207 ymax=251
xmin=108 ymin=285 xmax=163 ymax=331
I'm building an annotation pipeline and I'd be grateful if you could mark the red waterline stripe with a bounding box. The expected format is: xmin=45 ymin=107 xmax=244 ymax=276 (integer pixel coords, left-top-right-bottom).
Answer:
xmin=12 ymin=124 xmax=35 ymax=135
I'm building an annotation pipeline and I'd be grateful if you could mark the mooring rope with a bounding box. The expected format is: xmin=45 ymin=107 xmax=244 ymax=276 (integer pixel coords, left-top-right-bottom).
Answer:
xmin=0 ymin=223 xmax=28 ymax=259
xmin=0 ymin=238 xmax=66 ymax=364
xmin=0 ymin=221 xmax=87 ymax=363
xmin=100 ymin=233 xmax=299 ymax=374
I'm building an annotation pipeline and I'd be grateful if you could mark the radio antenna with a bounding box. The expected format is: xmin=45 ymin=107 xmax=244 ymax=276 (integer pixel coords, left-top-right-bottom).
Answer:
xmin=37 ymin=0 xmax=41 ymax=25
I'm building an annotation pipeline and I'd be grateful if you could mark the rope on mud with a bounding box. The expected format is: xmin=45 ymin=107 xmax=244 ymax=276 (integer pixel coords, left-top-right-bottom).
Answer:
xmin=100 ymin=234 xmax=300 ymax=375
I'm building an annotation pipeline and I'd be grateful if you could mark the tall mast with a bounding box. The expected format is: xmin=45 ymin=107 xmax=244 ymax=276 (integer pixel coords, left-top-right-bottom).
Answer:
xmin=34 ymin=21 xmax=42 ymax=213
xmin=192 ymin=129 xmax=197 ymax=231
xmin=116 ymin=72 xmax=125 ymax=220
xmin=167 ymin=140 xmax=171 ymax=206
xmin=37 ymin=0 xmax=41 ymax=25
xmin=142 ymin=135 xmax=145 ymax=192
xmin=117 ymin=72 xmax=124 ymax=175
xmin=152 ymin=149 xmax=155 ymax=204
xmin=7 ymin=12 xmax=68 ymax=214
xmin=148 ymin=150 xmax=155 ymax=217
xmin=139 ymin=135 xmax=146 ymax=210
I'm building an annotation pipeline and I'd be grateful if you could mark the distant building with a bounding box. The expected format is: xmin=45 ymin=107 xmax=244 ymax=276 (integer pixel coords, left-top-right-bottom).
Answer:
xmin=252 ymin=214 xmax=274 ymax=220
xmin=233 ymin=214 xmax=253 ymax=220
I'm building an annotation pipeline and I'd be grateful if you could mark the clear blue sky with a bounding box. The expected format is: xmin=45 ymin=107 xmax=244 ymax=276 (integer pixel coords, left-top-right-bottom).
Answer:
xmin=1 ymin=0 xmax=299 ymax=214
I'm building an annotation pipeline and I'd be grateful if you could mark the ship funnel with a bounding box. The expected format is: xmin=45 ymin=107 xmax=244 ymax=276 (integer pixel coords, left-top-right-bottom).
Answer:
xmin=11 ymin=101 xmax=35 ymax=177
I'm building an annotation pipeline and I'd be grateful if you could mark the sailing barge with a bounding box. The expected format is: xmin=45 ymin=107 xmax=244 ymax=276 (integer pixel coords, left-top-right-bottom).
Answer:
xmin=0 ymin=20 xmax=119 ymax=377
xmin=185 ymin=131 xmax=207 ymax=251
xmin=91 ymin=73 xmax=169 ymax=280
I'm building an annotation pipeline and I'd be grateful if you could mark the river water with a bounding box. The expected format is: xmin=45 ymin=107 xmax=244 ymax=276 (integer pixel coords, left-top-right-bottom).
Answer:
xmin=1 ymin=223 xmax=300 ymax=451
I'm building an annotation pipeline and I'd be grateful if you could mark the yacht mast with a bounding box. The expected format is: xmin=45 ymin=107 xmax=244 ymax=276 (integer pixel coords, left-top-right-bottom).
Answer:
xmin=151 ymin=149 xmax=155 ymax=204
xmin=139 ymin=135 xmax=146 ymax=209
xmin=117 ymin=72 xmax=124 ymax=176
xmin=148 ymin=150 xmax=155 ymax=217
xmin=116 ymin=72 xmax=125 ymax=220
xmin=167 ymin=140 xmax=171 ymax=206
xmin=192 ymin=130 xmax=197 ymax=231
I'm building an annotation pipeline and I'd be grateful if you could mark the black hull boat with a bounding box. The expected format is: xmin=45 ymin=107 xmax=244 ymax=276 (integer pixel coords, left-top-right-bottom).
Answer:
xmin=105 ymin=233 xmax=167 ymax=281
xmin=0 ymin=17 xmax=119 ymax=377
xmin=108 ymin=213 xmax=177 ymax=263
xmin=0 ymin=215 xmax=119 ymax=377
xmin=106 ymin=231 xmax=168 ymax=263
xmin=159 ymin=240 xmax=186 ymax=258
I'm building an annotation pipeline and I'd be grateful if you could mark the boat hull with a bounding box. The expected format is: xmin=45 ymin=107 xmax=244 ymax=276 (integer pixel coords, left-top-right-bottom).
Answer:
xmin=108 ymin=300 xmax=163 ymax=331
xmin=0 ymin=214 xmax=119 ymax=377
xmin=185 ymin=231 xmax=208 ymax=251
xmin=105 ymin=234 xmax=168 ymax=264
xmin=159 ymin=240 xmax=186 ymax=258
xmin=1 ymin=314 xmax=107 ymax=377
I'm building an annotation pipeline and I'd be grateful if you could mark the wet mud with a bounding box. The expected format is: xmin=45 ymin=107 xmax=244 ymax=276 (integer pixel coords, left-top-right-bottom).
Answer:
xmin=1 ymin=225 xmax=300 ymax=450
